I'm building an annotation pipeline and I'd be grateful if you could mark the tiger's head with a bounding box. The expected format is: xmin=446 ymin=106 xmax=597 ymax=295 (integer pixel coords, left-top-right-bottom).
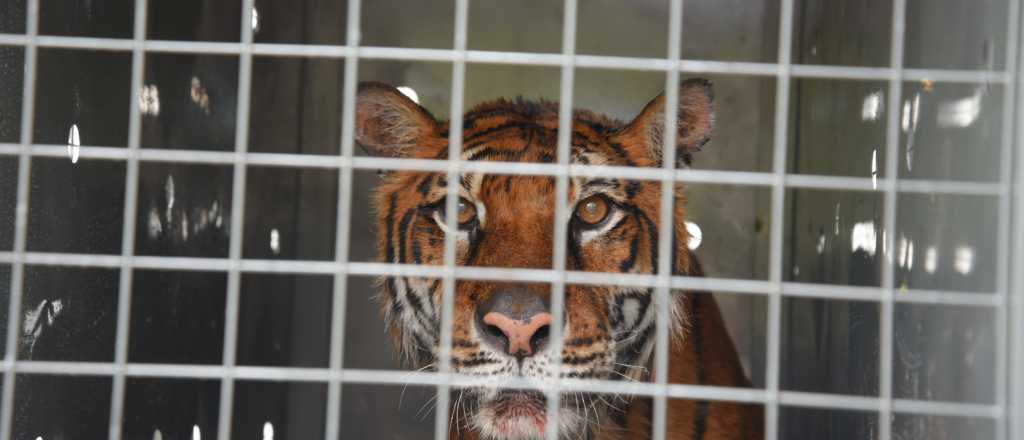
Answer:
xmin=356 ymin=80 xmax=714 ymax=440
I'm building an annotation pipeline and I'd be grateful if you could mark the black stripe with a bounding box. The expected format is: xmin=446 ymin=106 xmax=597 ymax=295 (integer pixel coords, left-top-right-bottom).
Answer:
xmin=691 ymin=294 xmax=709 ymax=440
xmin=397 ymin=208 xmax=415 ymax=264
xmin=639 ymin=211 xmax=659 ymax=274
xmin=464 ymin=229 xmax=486 ymax=266
xmin=611 ymin=295 xmax=626 ymax=331
xmin=463 ymin=121 xmax=540 ymax=144
xmin=453 ymin=356 xmax=499 ymax=368
xmin=412 ymin=232 xmax=424 ymax=265
xmin=451 ymin=339 xmax=478 ymax=349
xmin=567 ymin=231 xmax=585 ymax=270
xmin=606 ymin=141 xmax=637 ymax=167
xmin=385 ymin=278 xmax=402 ymax=317
xmin=465 ymin=147 xmax=518 ymax=163
xmin=618 ymin=234 xmax=640 ymax=272
xmin=562 ymin=352 xmax=601 ymax=365
xmin=625 ymin=180 xmax=641 ymax=199
xmin=694 ymin=401 xmax=710 ymax=440
xmin=404 ymin=287 xmax=434 ymax=332
xmin=384 ymin=194 xmax=398 ymax=263
xmin=416 ymin=174 xmax=435 ymax=196
xmin=564 ymin=337 xmax=595 ymax=347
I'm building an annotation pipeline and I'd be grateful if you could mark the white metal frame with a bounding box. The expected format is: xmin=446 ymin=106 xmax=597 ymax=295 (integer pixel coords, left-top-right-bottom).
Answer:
xmin=0 ymin=0 xmax=1020 ymax=439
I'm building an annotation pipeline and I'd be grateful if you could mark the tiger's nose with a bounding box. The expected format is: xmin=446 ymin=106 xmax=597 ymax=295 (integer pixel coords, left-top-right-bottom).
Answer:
xmin=477 ymin=288 xmax=551 ymax=358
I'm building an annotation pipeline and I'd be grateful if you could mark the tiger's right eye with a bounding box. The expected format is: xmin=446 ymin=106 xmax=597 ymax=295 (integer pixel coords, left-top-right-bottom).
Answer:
xmin=456 ymin=199 xmax=477 ymax=225
xmin=575 ymin=195 xmax=610 ymax=225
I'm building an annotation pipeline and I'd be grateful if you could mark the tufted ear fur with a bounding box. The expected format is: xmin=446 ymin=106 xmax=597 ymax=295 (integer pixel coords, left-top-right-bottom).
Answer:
xmin=355 ymin=82 xmax=442 ymax=157
xmin=613 ymin=78 xmax=715 ymax=167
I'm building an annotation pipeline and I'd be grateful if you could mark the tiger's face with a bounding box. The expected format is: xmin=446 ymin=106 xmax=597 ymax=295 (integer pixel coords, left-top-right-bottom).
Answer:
xmin=356 ymin=80 xmax=714 ymax=440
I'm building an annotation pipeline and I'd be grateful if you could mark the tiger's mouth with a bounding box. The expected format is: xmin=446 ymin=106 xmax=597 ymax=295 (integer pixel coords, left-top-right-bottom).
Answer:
xmin=470 ymin=389 xmax=590 ymax=440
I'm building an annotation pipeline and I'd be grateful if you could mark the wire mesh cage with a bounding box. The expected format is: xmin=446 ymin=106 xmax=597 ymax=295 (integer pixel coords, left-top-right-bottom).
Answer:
xmin=0 ymin=0 xmax=1021 ymax=439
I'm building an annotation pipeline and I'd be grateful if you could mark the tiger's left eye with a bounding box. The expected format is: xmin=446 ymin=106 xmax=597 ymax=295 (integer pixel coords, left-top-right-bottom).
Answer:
xmin=575 ymin=195 xmax=610 ymax=225
xmin=456 ymin=199 xmax=477 ymax=225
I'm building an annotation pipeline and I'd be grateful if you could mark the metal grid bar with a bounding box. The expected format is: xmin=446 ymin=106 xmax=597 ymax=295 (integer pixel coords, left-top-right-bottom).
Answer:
xmin=1013 ymin=5 xmax=1024 ymax=435
xmin=0 ymin=251 xmax=1005 ymax=307
xmin=214 ymin=1 xmax=256 ymax=438
xmin=0 ymin=359 xmax=1001 ymax=419
xmin=105 ymin=0 xmax=149 ymax=437
xmin=651 ymin=1 xmax=684 ymax=439
xmin=0 ymin=0 xmax=39 ymax=437
xmin=433 ymin=0 xmax=469 ymax=438
xmin=1012 ymin=30 xmax=1024 ymax=437
xmin=0 ymin=2 xmax=1017 ymax=440
xmin=764 ymin=0 xmax=794 ymax=438
xmin=543 ymin=0 xmax=577 ymax=438
xmin=0 ymin=32 xmax=1014 ymax=84
xmin=995 ymin=0 xmax=1022 ymax=439
xmin=325 ymin=0 xmax=363 ymax=438
xmin=879 ymin=1 xmax=908 ymax=439
xmin=0 ymin=144 xmax=1010 ymax=197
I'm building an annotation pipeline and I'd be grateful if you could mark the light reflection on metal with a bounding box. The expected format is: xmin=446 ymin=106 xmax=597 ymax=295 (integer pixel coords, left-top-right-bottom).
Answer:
xmin=22 ymin=299 xmax=63 ymax=358
xmin=871 ymin=148 xmax=878 ymax=190
xmin=140 ymin=84 xmax=161 ymax=116
xmin=833 ymin=203 xmax=841 ymax=236
xmin=954 ymin=245 xmax=975 ymax=275
xmin=165 ymin=174 xmax=176 ymax=225
xmin=851 ymin=221 xmax=877 ymax=257
xmin=861 ymin=91 xmax=883 ymax=121
xmin=147 ymin=207 xmax=163 ymax=239
xmin=938 ymin=88 xmax=983 ymax=128
xmin=251 ymin=7 xmax=261 ymax=34
xmin=262 ymin=421 xmax=274 ymax=440
xmin=189 ymin=76 xmax=211 ymax=115
xmin=153 ymin=429 xmax=163 ymax=440
xmin=67 ymin=123 xmax=80 ymax=164
xmin=924 ymin=246 xmax=938 ymax=274
xmin=191 ymin=425 xmax=201 ymax=440
xmin=898 ymin=236 xmax=910 ymax=268
xmin=684 ymin=221 xmax=701 ymax=250
xmin=270 ymin=228 xmax=281 ymax=255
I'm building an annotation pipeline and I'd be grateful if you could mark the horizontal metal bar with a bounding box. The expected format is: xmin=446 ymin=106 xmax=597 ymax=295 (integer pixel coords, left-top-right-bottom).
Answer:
xmin=0 ymin=360 xmax=999 ymax=418
xmin=0 ymin=33 xmax=1011 ymax=83
xmin=0 ymin=252 xmax=1002 ymax=307
xmin=0 ymin=143 xmax=1008 ymax=197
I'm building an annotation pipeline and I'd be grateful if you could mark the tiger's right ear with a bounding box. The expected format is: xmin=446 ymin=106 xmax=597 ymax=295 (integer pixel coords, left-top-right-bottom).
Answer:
xmin=355 ymin=82 xmax=442 ymax=157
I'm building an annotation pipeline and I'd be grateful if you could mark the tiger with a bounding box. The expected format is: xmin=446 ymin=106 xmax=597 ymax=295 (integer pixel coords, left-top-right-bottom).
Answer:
xmin=355 ymin=79 xmax=763 ymax=440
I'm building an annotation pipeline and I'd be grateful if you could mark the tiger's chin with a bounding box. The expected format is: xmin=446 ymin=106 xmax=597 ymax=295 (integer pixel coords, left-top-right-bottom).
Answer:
xmin=470 ymin=390 xmax=586 ymax=440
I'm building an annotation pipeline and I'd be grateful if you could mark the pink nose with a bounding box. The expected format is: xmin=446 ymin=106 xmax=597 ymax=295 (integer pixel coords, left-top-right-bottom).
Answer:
xmin=481 ymin=312 xmax=553 ymax=356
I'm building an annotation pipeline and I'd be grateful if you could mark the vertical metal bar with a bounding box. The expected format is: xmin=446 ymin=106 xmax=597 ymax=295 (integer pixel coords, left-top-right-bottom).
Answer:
xmin=215 ymin=0 xmax=255 ymax=438
xmin=106 ymin=0 xmax=149 ymax=437
xmin=1008 ymin=2 xmax=1024 ymax=439
xmin=543 ymin=0 xmax=577 ymax=438
xmin=765 ymin=0 xmax=794 ymax=439
xmin=652 ymin=1 xmax=683 ymax=440
xmin=0 ymin=0 xmax=39 ymax=437
xmin=434 ymin=0 xmax=469 ymax=438
xmin=325 ymin=0 xmax=362 ymax=438
xmin=879 ymin=1 xmax=907 ymax=440
xmin=996 ymin=0 xmax=1021 ymax=439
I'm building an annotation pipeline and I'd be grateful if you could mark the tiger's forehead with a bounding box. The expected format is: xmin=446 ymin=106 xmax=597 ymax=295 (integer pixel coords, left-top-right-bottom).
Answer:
xmin=408 ymin=103 xmax=644 ymax=202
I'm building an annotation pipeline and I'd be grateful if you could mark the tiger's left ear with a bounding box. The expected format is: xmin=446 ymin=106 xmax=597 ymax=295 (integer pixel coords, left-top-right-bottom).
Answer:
xmin=355 ymin=82 xmax=442 ymax=158
xmin=613 ymin=78 xmax=714 ymax=167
